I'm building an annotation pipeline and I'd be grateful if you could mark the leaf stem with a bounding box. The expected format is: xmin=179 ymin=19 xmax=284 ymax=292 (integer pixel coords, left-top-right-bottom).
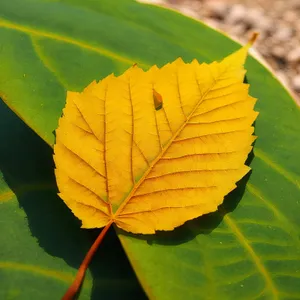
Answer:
xmin=62 ymin=221 xmax=113 ymax=300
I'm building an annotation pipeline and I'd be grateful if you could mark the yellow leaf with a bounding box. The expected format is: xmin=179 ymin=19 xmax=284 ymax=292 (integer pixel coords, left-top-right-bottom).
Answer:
xmin=53 ymin=35 xmax=258 ymax=235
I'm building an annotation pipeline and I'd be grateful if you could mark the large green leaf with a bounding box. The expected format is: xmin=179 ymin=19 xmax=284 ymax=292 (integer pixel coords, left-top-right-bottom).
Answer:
xmin=1 ymin=0 xmax=300 ymax=299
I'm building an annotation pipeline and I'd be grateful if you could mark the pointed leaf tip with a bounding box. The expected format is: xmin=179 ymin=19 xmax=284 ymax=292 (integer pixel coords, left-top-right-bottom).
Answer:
xmin=248 ymin=32 xmax=259 ymax=46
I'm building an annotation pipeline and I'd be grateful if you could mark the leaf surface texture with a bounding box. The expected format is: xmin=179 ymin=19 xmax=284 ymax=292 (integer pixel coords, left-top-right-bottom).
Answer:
xmin=54 ymin=42 xmax=258 ymax=233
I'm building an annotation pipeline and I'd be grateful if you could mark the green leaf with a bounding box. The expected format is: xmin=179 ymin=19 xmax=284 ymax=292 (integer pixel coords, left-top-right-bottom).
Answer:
xmin=1 ymin=0 xmax=300 ymax=299
xmin=0 ymin=100 xmax=146 ymax=299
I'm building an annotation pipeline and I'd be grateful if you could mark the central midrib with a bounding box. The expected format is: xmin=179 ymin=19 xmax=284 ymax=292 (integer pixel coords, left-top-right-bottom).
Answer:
xmin=113 ymin=65 xmax=232 ymax=218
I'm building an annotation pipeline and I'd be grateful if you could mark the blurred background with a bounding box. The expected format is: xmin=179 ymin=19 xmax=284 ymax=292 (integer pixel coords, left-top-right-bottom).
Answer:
xmin=143 ymin=0 xmax=300 ymax=103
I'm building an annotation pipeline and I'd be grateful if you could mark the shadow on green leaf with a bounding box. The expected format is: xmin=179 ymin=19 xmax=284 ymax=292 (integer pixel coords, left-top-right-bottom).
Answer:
xmin=0 ymin=99 xmax=146 ymax=300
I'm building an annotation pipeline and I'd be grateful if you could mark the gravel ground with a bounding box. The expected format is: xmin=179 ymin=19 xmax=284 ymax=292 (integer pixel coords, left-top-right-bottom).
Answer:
xmin=143 ymin=0 xmax=300 ymax=103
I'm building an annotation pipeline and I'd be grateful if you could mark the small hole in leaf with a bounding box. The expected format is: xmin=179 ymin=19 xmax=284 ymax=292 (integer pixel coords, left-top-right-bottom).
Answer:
xmin=153 ymin=89 xmax=163 ymax=111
